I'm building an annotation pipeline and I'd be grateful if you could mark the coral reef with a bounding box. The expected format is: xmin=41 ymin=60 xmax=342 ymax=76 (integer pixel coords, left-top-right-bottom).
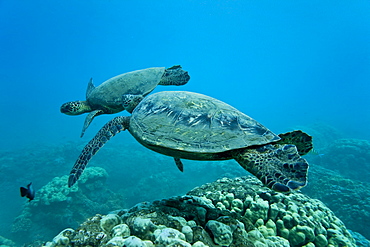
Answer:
xmin=302 ymin=163 xmax=370 ymax=240
xmin=315 ymin=138 xmax=370 ymax=183
xmin=0 ymin=139 xmax=246 ymax=245
xmin=11 ymin=167 xmax=125 ymax=244
xmin=4 ymin=125 xmax=370 ymax=246
xmin=42 ymin=176 xmax=356 ymax=247
xmin=0 ymin=141 xmax=85 ymax=240
xmin=0 ymin=235 xmax=16 ymax=247
xmin=348 ymin=230 xmax=370 ymax=247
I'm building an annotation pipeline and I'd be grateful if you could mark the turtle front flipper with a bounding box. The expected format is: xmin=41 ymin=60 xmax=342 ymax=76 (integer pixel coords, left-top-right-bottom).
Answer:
xmin=81 ymin=110 xmax=105 ymax=138
xmin=159 ymin=65 xmax=190 ymax=86
xmin=68 ymin=116 xmax=130 ymax=187
xmin=234 ymin=144 xmax=309 ymax=192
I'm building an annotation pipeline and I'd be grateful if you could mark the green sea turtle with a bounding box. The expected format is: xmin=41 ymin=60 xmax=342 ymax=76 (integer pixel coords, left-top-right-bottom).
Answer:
xmin=68 ymin=91 xmax=313 ymax=192
xmin=60 ymin=65 xmax=190 ymax=137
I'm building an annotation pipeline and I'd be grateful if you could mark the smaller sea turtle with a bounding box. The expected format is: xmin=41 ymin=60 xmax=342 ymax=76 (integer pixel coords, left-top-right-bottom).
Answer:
xmin=60 ymin=65 xmax=190 ymax=137
xmin=68 ymin=91 xmax=313 ymax=192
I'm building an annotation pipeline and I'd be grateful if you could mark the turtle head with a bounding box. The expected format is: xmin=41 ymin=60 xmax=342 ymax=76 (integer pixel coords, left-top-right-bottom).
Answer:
xmin=60 ymin=101 xmax=92 ymax=115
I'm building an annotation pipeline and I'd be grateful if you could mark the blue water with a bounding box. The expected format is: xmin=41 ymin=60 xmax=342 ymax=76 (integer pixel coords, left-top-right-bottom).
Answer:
xmin=1 ymin=1 xmax=369 ymax=245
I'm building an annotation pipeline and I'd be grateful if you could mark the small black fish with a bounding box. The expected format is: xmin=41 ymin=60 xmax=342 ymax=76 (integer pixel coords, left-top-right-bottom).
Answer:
xmin=20 ymin=182 xmax=35 ymax=201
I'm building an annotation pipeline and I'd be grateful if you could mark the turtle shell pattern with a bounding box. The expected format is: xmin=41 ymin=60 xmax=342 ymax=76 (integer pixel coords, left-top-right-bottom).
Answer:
xmin=129 ymin=91 xmax=280 ymax=153
xmin=87 ymin=67 xmax=166 ymax=109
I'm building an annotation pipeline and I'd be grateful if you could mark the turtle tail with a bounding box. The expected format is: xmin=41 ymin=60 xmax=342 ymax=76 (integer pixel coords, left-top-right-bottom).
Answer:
xmin=159 ymin=65 xmax=190 ymax=86
xmin=68 ymin=116 xmax=130 ymax=187
xmin=234 ymin=144 xmax=309 ymax=192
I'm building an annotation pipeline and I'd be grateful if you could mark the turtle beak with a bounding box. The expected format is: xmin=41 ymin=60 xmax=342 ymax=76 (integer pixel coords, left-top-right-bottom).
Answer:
xmin=60 ymin=105 xmax=69 ymax=114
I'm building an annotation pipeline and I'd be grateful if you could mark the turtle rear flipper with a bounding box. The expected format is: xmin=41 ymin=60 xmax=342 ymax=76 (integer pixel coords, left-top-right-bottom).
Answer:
xmin=174 ymin=157 xmax=184 ymax=172
xmin=277 ymin=130 xmax=313 ymax=156
xmin=159 ymin=65 xmax=190 ymax=86
xmin=234 ymin=144 xmax=309 ymax=192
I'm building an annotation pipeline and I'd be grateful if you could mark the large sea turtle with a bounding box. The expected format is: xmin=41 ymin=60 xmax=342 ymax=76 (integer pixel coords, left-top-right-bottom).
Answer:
xmin=60 ymin=65 xmax=190 ymax=137
xmin=68 ymin=91 xmax=313 ymax=192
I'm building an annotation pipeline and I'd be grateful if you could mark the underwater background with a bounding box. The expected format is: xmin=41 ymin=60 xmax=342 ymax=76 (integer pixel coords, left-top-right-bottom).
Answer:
xmin=0 ymin=1 xmax=369 ymax=246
